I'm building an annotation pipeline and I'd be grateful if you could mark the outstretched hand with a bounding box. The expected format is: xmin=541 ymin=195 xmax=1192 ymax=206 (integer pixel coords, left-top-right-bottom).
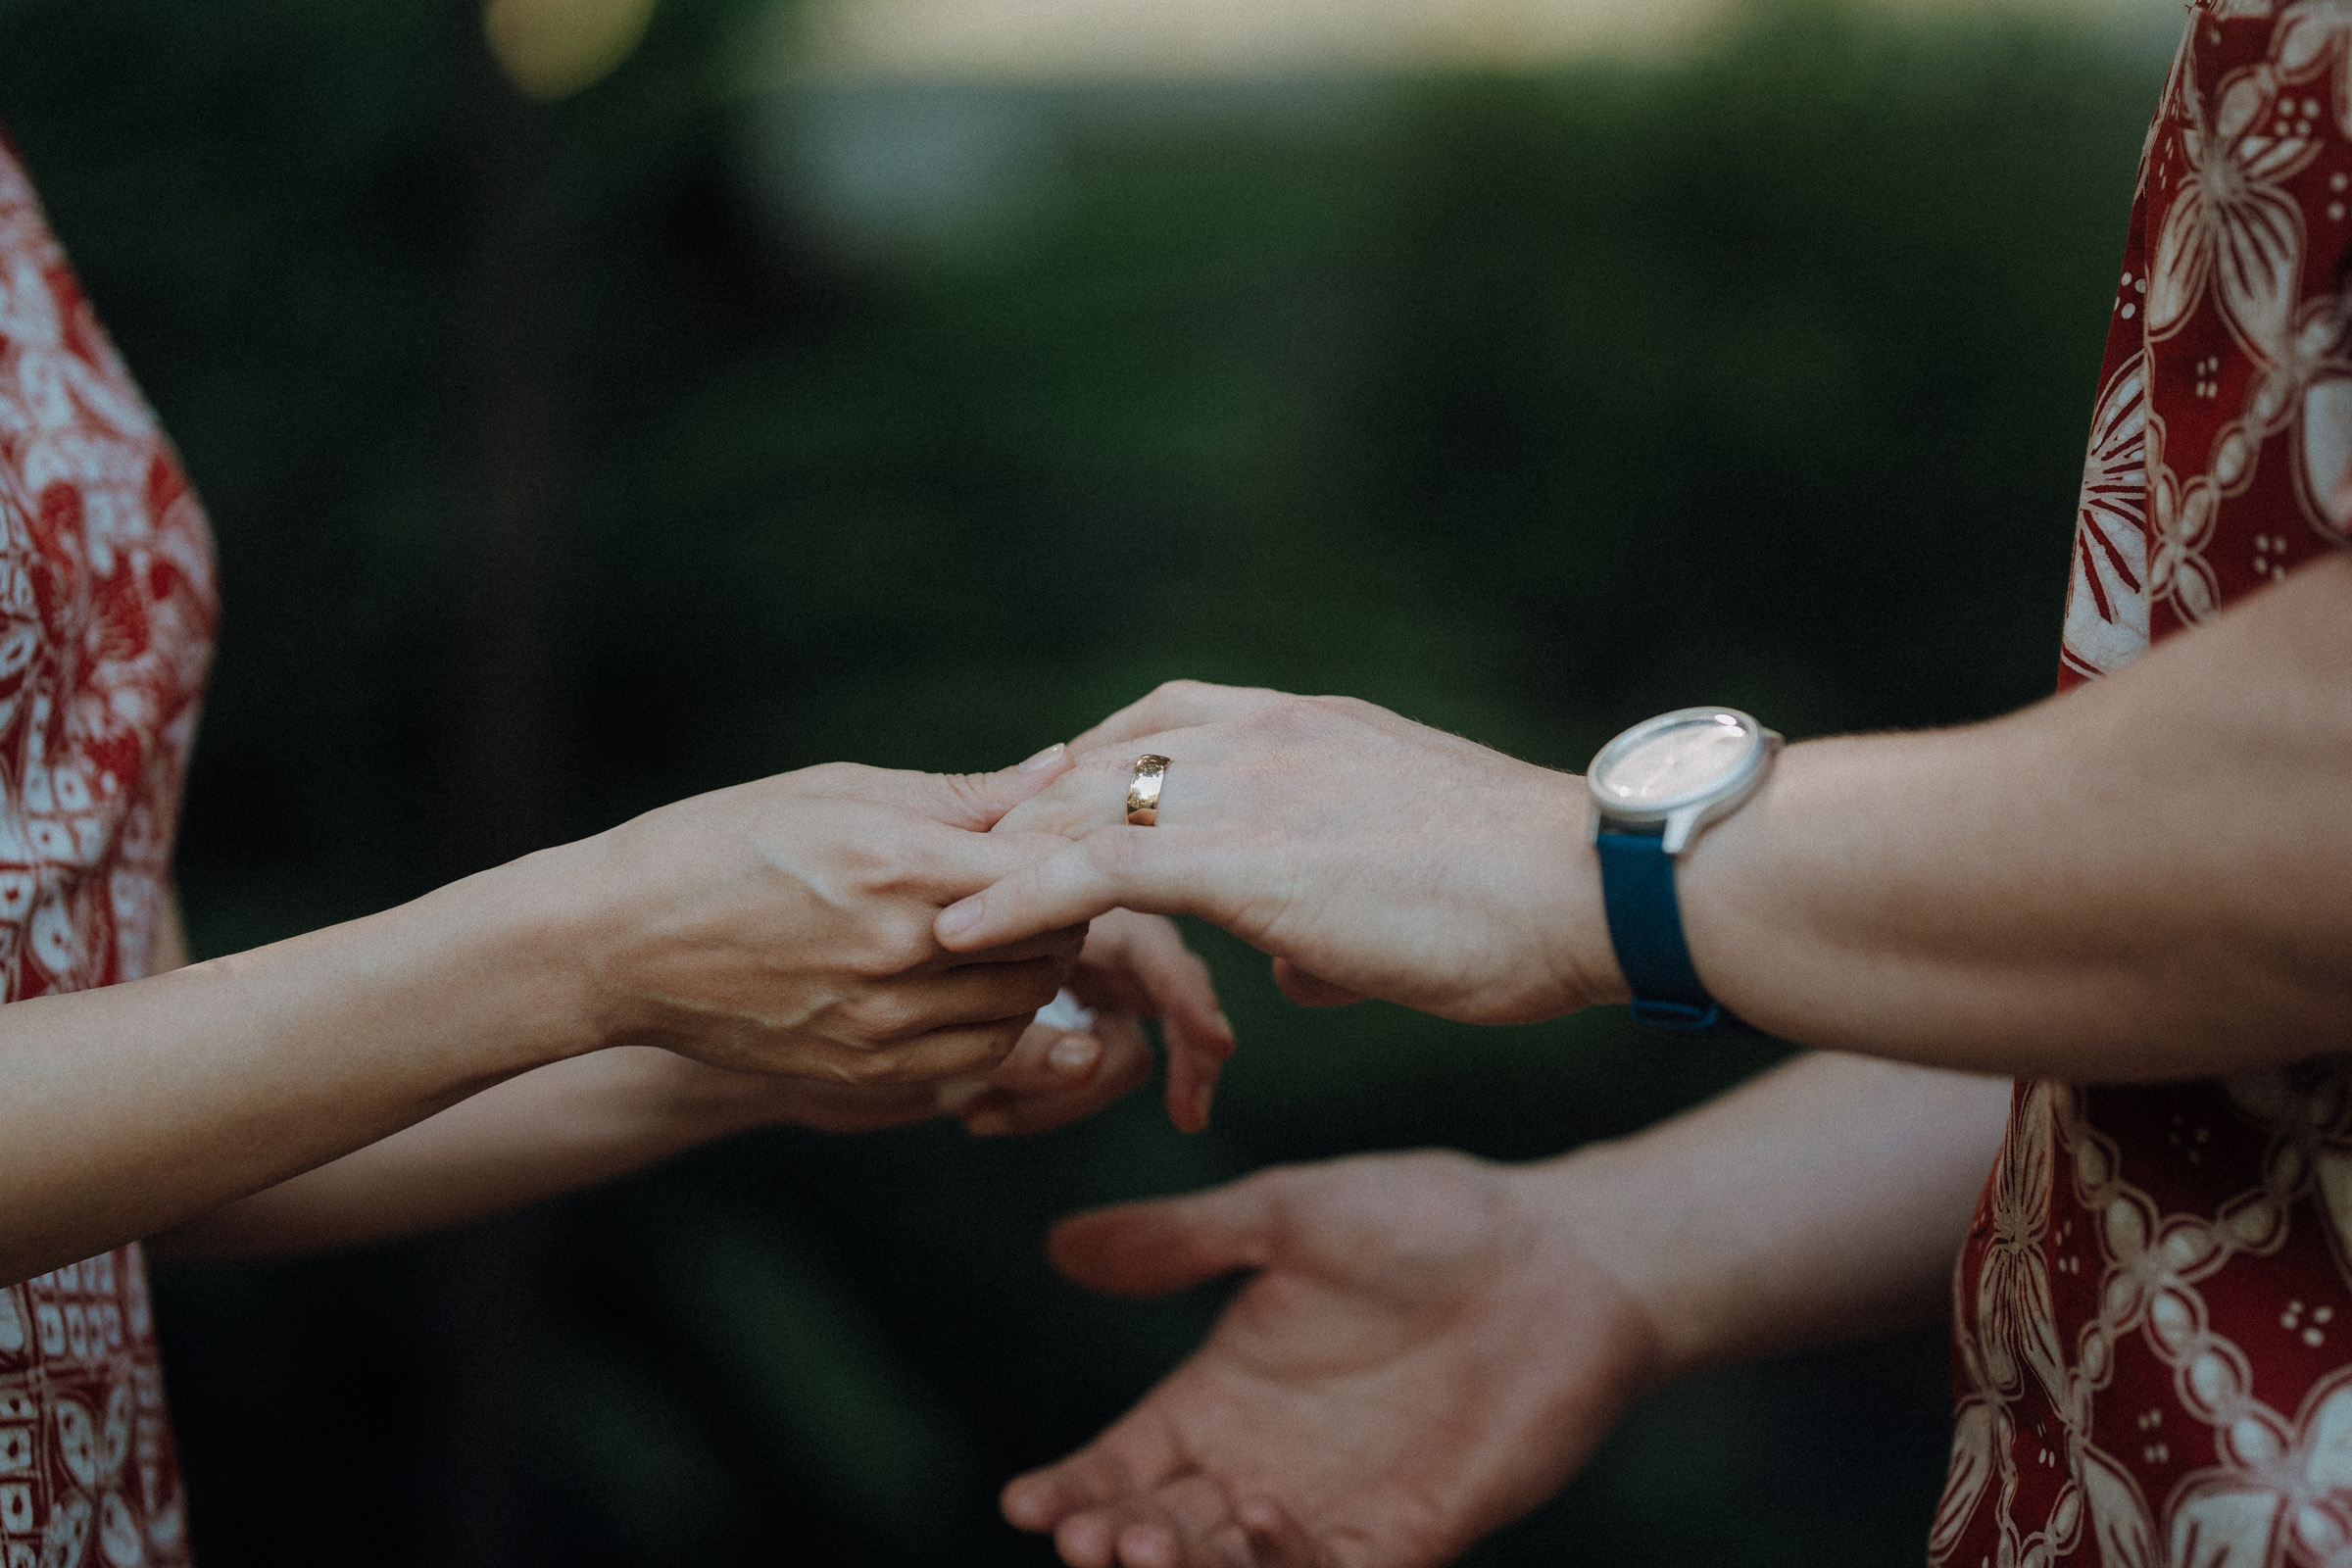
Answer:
xmin=941 ymin=683 xmax=1627 ymax=1025
xmin=1003 ymin=1152 xmax=1660 ymax=1568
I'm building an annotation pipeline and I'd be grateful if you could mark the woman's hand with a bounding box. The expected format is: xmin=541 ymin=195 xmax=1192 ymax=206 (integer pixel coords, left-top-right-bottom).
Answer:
xmin=755 ymin=909 xmax=1235 ymax=1137
xmin=942 ymin=683 xmax=1624 ymax=1027
xmin=552 ymin=754 xmax=1096 ymax=1085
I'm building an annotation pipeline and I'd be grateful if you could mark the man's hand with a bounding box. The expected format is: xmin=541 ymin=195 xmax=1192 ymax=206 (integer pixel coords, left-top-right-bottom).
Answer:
xmin=1002 ymin=1152 xmax=1660 ymax=1568
xmin=942 ymin=683 xmax=1625 ymax=1026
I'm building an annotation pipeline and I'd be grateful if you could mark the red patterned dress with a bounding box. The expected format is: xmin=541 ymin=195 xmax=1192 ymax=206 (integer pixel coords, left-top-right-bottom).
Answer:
xmin=1938 ymin=5 xmax=2352 ymax=1565
xmin=0 ymin=141 xmax=217 ymax=1568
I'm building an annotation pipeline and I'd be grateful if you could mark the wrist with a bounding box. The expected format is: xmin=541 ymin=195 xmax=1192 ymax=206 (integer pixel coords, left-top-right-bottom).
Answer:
xmin=395 ymin=840 xmax=617 ymax=1071
xmin=1509 ymin=1139 xmax=1710 ymax=1387
xmin=1559 ymin=803 xmax=1633 ymax=1009
xmin=1494 ymin=1152 xmax=1668 ymax=1396
xmin=619 ymin=1047 xmax=809 ymax=1140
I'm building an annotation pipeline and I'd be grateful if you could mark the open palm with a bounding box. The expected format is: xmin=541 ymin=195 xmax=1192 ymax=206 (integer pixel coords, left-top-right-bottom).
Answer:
xmin=1004 ymin=1152 xmax=1661 ymax=1568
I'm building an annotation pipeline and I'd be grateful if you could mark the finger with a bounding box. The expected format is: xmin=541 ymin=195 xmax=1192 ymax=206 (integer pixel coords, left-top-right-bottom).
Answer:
xmin=839 ymin=1013 xmax=1033 ymax=1085
xmin=850 ymin=955 xmax=1068 ymax=1044
xmin=810 ymin=747 xmax=1076 ymax=831
xmin=1067 ymin=680 xmax=1295 ymax=754
xmin=1055 ymin=1509 xmax=1121 ymax=1568
xmin=1048 ymin=1174 xmax=1279 ymax=1297
xmin=936 ymin=920 xmax=1090 ymax=974
xmin=909 ymin=818 xmax=1106 ymax=907
xmin=1270 ymin=957 xmax=1365 ymax=1009
xmin=937 ymin=830 xmax=1229 ymax=953
xmin=1115 ymin=1517 xmax=1185 ymax=1568
xmin=1090 ymin=912 xmax=1235 ymax=1133
xmin=1232 ymin=1496 xmax=1325 ymax=1568
xmin=1008 ymin=1436 xmax=1176 ymax=1536
xmin=961 ymin=1017 xmax=1155 ymax=1137
xmin=1130 ymin=1473 xmax=1255 ymax=1568
xmin=992 ymin=749 xmax=1162 ymax=842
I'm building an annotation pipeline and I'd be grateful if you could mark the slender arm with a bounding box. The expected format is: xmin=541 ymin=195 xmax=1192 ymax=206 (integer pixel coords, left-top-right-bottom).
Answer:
xmin=147 ymin=1046 xmax=783 ymax=1258
xmin=0 ymin=760 xmax=1090 ymax=1285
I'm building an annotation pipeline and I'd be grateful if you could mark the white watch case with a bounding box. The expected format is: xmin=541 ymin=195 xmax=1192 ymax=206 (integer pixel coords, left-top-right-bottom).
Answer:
xmin=1586 ymin=707 xmax=1783 ymax=857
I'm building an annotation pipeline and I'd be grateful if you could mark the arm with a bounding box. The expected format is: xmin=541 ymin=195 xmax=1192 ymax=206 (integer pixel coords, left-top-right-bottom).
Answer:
xmin=1004 ymin=1052 xmax=2010 ymax=1568
xmin=152 ymin=910 xmax=1227 ymax=1259
xmin=0 ymin=757 xmax=1092 ymax=1285
xmin=947 ymin=554 xmax=2352 ymax=1080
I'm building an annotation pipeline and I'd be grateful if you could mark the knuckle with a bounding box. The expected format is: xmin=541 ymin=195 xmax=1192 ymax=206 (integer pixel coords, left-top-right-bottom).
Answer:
xmin=794 ymin=760 xmax=870 ymax=794
xmin=834 ymin=1047 xmax=909 ymax=1088
xmin=853 ymin=922 xmax=937 ymax=979
xmin=843 ymin=991 xmax=925 ymax=1043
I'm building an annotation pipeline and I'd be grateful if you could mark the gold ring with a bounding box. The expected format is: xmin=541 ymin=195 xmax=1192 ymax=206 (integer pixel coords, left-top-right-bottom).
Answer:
xmin=1126 ymin=755 xmax=1171 ymax=826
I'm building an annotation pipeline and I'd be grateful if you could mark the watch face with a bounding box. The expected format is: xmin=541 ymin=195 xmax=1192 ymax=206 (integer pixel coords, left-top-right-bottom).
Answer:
xmin=1590 ymin=710 xmax=1762 ymax=811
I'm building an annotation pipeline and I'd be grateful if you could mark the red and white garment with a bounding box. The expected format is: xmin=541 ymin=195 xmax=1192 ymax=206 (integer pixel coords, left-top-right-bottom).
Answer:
xmin=0 ymin=138 xmax=217 ymax=1568
xmin=1941 ymin=5 xmax=2352 ymax=1564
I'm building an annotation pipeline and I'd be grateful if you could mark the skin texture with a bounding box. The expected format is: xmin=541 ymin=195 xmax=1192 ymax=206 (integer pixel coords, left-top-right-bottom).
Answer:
xmin=0 ymin=751 xmax=1235 ymax=1282
xmin=1003 ymin=1054 xmax=2012 ymax=1568
xmin=950 ymin=554 xmax=2352 ymax=1080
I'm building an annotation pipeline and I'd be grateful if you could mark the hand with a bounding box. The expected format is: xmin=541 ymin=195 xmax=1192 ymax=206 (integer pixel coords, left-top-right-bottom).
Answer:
xmin=940 ymin=683 xmax=1626 ymax=1026
xmin=763 ymin=909 xmax=1236 ymax=1136
xmin=1001 ymin=1152 xmax=1660 ymax=1568
xmin=553 ymin=750 xmax=1090 ymax=1085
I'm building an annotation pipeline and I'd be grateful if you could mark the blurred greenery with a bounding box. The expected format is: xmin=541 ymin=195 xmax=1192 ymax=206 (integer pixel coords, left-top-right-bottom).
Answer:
xmin=0 ymin=0 xmax=2168 ymax=1562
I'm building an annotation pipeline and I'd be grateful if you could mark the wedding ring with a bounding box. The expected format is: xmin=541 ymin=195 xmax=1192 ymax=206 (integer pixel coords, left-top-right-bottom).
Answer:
xmin=1126 ymin=755 xmax=1171 ymax=826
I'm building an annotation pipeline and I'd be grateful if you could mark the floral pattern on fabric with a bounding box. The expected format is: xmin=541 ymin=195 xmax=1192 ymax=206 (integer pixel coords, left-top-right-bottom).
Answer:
xmin=0 ymin=137 xmax=217 ymax=1568
xmin=1942 ymin=6 xmax=2352 ymax=1564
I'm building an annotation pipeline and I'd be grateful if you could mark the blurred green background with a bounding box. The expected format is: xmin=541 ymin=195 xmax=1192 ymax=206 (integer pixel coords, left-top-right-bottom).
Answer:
xmin=0 ymin=0 xmax=2168 ymax=1562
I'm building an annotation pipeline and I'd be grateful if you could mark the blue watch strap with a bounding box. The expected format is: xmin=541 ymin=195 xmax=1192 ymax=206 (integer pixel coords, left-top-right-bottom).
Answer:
xmin=1593 ymin=828 xmax=1738 ymax=1032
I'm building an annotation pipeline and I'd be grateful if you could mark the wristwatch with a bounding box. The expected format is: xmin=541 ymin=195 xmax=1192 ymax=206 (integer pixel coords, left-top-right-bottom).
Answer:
xmin=1586 ymin=707 xmax=1781 ymax=1032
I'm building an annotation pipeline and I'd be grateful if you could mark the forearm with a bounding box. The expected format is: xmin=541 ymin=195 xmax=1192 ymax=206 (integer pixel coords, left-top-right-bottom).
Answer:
xmin=148 ymin=1046 xmax=783 ymax=1258
xmin=1533 ymin=1051 xmax=2011 ymax=1382
xmin=1678 ymin=554 xmax=2352 ymax=1078
xmin=0 ymin=850 xmax=594 ymax=1281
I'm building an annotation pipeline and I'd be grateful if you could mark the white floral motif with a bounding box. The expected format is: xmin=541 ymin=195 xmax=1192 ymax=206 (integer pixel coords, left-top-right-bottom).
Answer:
xmin=2287 ymin=290 xmax=2352 ymax=542
xmin=2278 ymin=0 xmax=2352 ymax=139
xmin=2148 ymin=415 xmax=2226 ymax=623
xmin=2063 ymin=353 xmax=2152 ymax=677
xmin=1941 ymin=1069 xmax=2352 ymax=1568
xmin=2149 ymin=57 xmax=2316 ymax=362
xmin=1978 ymin=1083 xmax=2072 ymax=1409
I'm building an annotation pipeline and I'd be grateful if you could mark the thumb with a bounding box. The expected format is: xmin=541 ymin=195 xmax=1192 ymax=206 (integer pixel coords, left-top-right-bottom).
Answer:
xmin=1047 ymin=1176 xmax=1278 ymax=1298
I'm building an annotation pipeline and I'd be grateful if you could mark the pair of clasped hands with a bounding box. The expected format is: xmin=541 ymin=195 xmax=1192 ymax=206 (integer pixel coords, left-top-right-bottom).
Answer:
xmin=666 ymin=681 xmax=1624 ymax=1567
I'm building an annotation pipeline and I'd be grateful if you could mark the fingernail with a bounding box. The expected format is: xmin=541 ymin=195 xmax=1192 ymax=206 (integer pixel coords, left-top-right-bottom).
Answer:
xmin=1016 ymin=743 xmax=1066 ymax=773
xmin=967 ymin=1109 xmax=1012 ymax=1137
xmin=1192 ymin=1084 xmax=1216 ymax=1129
xmin=1214 ymin=1011 xmax=1236 ymax=1041
xmin=1048 ymin=1033 xmax=1101 ymax=1076
xmin=939 ymin=896 xmax=983 ymax=938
